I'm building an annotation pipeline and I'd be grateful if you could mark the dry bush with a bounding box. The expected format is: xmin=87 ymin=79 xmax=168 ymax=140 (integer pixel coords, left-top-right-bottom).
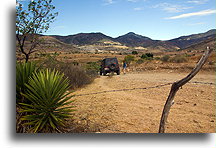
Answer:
xmin=39 ymin=55 xmax=95 ymax=89
xmin=59 ymin=64 xmax=93 ymax=89
xmin=170 ymin=55 xmax=188 ymax=63
xmin=161 ymin=55 xmax=170 ymax=62
xmin=136 ymin=58 xmax=144 ymax=64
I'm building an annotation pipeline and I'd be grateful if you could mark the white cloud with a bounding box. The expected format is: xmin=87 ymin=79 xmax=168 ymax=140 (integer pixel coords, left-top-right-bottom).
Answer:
xmin=127 ymin=0 xmax=138 ymax=2
xmin=187 ymin=22 xmax=206 ymax=26
xmin=103 ymin=0 xmax=115 ymax=5
xmin=187 ymin=0 xmax=208 ymax=4
xmin=166 ymin=9 xmax=216 ymax=19
xmin=134 ymin=7 xmax=143 ymax=11
xmin=152 ymin=3 xmax=192 ymax=13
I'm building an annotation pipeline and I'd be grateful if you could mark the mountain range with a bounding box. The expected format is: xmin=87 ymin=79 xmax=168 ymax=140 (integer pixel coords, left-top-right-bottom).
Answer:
xmin=20 ymin=29 xmax=215 ymax=52
xmin=46 ymin=29 xmax=215 ymax=51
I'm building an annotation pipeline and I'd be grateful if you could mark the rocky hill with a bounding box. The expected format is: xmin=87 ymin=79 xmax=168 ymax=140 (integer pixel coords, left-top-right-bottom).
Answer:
xmin=182 ymin=37 xmax=215 ymax=51
xmin=38 ymin=36 xmax=78 ymax=51
xmin=51 ymin=32 xmax=115 ymax=45
xmin=18 ymin=35 xmax=79 ymax=52
xmin=168 ymin=29 xmax=216 ymax=49
xmin=115 ymin=32 xmax=154 ymax=47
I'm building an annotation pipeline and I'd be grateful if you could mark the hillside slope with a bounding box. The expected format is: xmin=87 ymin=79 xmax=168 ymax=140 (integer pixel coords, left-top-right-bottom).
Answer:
xmin=168 ymin=29 xmax=216 ymax=49
xmin=51 ymin=32 xmax=115 ymax=45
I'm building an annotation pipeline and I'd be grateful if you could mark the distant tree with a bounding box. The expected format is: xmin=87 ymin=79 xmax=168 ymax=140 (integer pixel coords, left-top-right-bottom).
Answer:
xmin=146 ymin=53 xmax=154 ymax=58
xmin=141 ymin=53 xmax=154 ymax=60
xmin=141 ymin=54 xmax=148 ymax=59
xmin=132 ymin=51 xmax=138 ymax=55
xmin=16 ymin=0 xmax=58 ymax=62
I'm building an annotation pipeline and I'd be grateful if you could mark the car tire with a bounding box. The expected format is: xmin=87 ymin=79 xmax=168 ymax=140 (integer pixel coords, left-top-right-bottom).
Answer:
xmin=116 ymin=70 xmax=120 ymax=75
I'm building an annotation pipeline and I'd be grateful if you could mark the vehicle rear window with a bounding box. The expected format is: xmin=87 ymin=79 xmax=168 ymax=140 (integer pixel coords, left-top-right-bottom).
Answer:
xmin=105 ymin=58 xmax=118 ymax=65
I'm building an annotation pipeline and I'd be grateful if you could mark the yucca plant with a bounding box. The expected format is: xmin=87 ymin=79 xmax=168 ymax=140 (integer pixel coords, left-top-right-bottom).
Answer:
xmin=16 ymin=62 xmax=37 ymax=104
xmin=20 ymin=69 xmax=75 ymax=133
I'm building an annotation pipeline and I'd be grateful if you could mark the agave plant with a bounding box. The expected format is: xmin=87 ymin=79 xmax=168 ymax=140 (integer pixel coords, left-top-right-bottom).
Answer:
xmin=20 ymin=69 xmax=75 ymax=133
xmin=16 ymin=62 xmax=37 ymax=104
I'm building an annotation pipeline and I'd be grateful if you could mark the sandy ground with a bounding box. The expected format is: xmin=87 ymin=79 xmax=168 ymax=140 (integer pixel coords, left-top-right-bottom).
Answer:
xmin=70 ymin=71 xmax=215 ymax=133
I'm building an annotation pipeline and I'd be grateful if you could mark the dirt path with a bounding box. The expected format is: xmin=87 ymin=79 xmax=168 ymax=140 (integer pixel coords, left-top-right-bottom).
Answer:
xmin=71 ymin=71 xmax=215 ymax=133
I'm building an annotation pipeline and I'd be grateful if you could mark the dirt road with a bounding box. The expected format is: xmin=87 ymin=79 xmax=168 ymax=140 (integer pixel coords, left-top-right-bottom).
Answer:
xmin=71 ymin=71 xmax=215 ymax=133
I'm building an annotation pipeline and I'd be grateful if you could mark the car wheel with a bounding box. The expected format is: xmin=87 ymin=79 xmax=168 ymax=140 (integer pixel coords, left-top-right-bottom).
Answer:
xmin=117 ymin=70 xmax=120 ymax=75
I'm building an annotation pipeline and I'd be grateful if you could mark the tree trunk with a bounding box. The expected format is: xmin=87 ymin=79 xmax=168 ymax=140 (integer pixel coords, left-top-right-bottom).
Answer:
xmin=25 ymin=54 xmax=29 ymax=63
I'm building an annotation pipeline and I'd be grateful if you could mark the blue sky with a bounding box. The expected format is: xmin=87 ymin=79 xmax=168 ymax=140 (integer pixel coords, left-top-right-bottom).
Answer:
xmin=18 ymin=0 xmax=216 ymax=40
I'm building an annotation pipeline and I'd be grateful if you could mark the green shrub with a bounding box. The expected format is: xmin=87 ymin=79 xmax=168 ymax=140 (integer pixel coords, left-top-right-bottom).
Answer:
xmin=16 ymin=62 xmax=37 ymax=104
xmin=146 ymin=53 xmax=154 ymax=58
xmin=136 ymin=58 xmax=144 ymax=64
xmin=124 ymin=55 xmax=135 ymax=65
xmin=38 ymin=54 xmax=60 ymax=69
xmin=154 ymin=57 xmax=161 ymax=60
xmin=132 ymin=51 xmax=138 ymax=55
xmin=85 ymin=62 xmax=101 ymax=76
xmin=141 ymin=54 xmax=148 ymax=59
xmin=170 ymin=55 xmax=188 ymax=63
xmin=141 ymin=53 xmax=153 ymax=60
xmin=161 ymin=55 xmax=170 ymax=62
xmin=20 ymin=69 xmax=75 ymax=133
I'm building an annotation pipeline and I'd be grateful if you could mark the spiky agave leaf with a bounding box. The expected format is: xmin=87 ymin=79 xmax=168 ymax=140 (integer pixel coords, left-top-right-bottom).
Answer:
xmin=16 ymin=62 xmax=37 ymax=104
xmin=20 ymin=69 xmax=75 ymax=133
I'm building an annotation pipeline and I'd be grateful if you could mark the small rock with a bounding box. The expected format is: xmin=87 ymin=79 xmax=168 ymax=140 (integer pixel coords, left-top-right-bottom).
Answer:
xmin=193 ymin=103 xmax=197 ymax=106
xmin=193 ymin=120 xmax=199 ymax=123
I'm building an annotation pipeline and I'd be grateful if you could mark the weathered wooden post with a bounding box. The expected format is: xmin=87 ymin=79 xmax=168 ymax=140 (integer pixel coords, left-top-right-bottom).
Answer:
xmin=159 ymin=47 xmax=213 ymax=133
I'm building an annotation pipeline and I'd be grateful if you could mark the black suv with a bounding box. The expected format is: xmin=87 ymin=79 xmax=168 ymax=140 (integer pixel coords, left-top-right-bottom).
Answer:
xmin=100 ymin=58 xmax=120 ymax=75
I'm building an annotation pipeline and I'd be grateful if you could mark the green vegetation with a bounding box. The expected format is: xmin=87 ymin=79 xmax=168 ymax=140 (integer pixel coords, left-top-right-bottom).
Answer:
xmin=141 ymin=53 xmax=154 ymax=60
xmin=132 ymin=51 xmax=138 ymax=55
xmin=20 ymin=69 xmax=75 ymax=133
xmin=16 ymin=61 xmax=76 ymax=133
xmin=85 ymin=62 xmax=101 ymax=76
xmin=124 ymin=55 xmax=135 ymax=65
xmin=154 ymin=57 xmax=161 ymax=60
xmin=16 ymin=56 xmax=101 ymax=133
xmin=16 ymin=62 xmax=38 ymax=104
